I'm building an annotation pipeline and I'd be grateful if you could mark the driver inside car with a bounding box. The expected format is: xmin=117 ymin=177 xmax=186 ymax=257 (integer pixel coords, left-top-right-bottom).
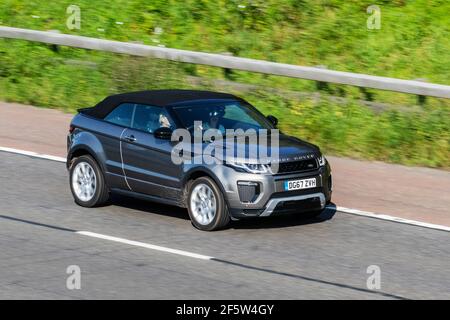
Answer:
xmin=193 ymin=108 xmax=226 ymax=135
xmin=159 ymin=113 xmax=172 ymax=129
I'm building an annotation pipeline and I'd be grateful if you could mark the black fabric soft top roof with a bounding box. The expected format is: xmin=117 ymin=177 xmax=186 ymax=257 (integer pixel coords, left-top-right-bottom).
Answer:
xmin=82 ymin=90 xmax=241 ymax=119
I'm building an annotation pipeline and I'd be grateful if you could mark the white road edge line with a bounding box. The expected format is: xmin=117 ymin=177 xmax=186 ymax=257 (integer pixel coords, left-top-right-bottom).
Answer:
xmin=76 ymin=231 xmax=214 ymax=260
xmin=329 ymin=205 xmax=450 ymax=232
xmin=0 ymin=146 xmax=66 ymax=162
xmin=1 ymin=146 xmax=449 ymax=233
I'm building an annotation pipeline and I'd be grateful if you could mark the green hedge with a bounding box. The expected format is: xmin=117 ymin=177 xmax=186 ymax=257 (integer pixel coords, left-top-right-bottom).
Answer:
xmin=0 ymin=1 xmax=449 ymax=167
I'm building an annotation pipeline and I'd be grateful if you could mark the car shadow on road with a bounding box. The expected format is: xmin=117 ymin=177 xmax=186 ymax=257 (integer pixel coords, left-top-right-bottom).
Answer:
xmin=109 ymin=193 xmax=191 ymax=221
xmin=110 ymin=193 xmax=337 ymax=230
xmin=230 ymin=205 xmax=337 ymax=230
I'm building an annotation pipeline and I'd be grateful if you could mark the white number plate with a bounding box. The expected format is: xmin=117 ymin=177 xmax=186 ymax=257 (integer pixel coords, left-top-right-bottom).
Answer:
xmin=284 ymin=178 xmax=316 ymax=191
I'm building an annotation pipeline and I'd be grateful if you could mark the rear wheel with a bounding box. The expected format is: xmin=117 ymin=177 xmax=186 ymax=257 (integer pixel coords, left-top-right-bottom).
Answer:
xmin=70 ymin=155 xmax=109 ymax=207
xmin=187 ymin=177 xmax=230 ymax=231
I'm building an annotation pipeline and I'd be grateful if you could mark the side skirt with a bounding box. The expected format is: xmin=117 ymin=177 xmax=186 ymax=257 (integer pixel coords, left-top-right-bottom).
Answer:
xmin=110 ymin=188 xmax=186 ymax=208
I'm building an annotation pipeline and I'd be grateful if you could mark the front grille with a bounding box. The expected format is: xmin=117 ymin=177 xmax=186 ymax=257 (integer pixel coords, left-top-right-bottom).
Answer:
xmin=272 ymin=197 xmax=322 ymax=215
xmin=275 ymin=159 xmax=318 ymax=175
xmin=272 ymin=187 xmax=322 ymax=198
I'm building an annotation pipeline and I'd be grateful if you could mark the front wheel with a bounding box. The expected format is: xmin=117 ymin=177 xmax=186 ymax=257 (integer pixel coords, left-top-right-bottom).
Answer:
xmin=187 ymin=177 xmax=230 ymax=231
xmin=69 ymin=155 xmax=110 ymax=207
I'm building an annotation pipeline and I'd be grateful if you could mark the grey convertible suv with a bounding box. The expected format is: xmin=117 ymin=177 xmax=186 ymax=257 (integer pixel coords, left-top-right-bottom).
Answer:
xmin=67 ymin=90 xmax=332 ymax=231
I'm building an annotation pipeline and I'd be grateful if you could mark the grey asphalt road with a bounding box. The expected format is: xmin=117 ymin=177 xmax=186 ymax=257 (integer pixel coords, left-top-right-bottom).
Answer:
xmin=0 ymin=151 xmax=449 ymax=299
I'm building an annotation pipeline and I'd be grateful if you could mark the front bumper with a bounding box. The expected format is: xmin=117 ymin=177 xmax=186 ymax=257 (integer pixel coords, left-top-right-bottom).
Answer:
xmin=259 ymin=192 xmax=326 ymax=217
xmin=210 ymin=162 xmax=332 ymax=218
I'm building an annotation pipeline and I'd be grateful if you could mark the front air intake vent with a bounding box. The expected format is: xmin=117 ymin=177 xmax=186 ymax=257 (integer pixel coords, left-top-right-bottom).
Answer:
xmin=237 ymin=182 xmax=260 ymax=203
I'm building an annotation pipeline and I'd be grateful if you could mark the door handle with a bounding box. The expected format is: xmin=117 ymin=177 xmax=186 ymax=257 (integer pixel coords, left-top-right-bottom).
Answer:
xmin=124 ymin=135 xmax=136 ymax=142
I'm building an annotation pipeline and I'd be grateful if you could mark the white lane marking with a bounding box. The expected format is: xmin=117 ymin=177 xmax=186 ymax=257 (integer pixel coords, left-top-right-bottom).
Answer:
xmin=76 ymin=231 xmax=214 ymax=260
xmin=330 ymin=205 xmax=450 ymax=232
xmin=0 ymin=146 xmax=66 ymax=162
xmin=1 ymin=146 xmax=449 ymax=232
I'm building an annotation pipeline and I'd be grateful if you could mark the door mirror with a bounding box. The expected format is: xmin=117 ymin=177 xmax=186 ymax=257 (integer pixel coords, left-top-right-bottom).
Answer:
xmin=267 ymin=115 xmax=278 ymax=127
xmin=154 ymin=127 xmax=173 ymax=140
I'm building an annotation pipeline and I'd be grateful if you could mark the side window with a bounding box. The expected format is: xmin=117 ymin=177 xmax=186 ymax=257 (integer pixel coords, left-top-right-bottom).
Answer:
xmin=104 ymin=103 xmax=135 ymax=127
xmin=132 ymin=104 xmax=174 ymax=133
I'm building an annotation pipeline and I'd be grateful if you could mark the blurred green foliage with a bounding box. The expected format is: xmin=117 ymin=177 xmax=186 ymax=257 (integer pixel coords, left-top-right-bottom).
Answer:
xmin=0 ymin=0 xmax=449 ymax=167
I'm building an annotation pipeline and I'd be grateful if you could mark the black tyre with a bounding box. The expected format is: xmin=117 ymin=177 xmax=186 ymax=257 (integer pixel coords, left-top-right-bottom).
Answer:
xmin=187 ymin=177 xmax=230 ymax=231
xmin=69 ymin=155 xmax=109 ymax=207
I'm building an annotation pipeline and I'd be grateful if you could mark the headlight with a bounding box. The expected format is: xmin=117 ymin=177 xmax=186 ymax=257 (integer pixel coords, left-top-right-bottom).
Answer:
xmin=226 ymin=161 xmax=271 ymax=174
xmin=318 ymin=155 xmax=326 ymax=167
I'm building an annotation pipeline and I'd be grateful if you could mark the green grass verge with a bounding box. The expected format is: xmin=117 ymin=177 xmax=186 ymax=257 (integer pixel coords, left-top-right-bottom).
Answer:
xmin=0 ymin=1 xmax=449 ymax=167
